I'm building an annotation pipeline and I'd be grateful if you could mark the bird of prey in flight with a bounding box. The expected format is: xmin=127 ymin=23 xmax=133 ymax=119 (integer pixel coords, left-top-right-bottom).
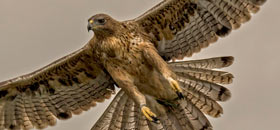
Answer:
xmin=0 ymin=0 xmax=266 ymax=130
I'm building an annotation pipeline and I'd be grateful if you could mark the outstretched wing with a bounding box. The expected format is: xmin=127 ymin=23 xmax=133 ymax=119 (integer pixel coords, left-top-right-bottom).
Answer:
xmin=135 ymin=0 xmax=266 ymax=61
xmin=0 ymin=43 xmax=115 ymax=129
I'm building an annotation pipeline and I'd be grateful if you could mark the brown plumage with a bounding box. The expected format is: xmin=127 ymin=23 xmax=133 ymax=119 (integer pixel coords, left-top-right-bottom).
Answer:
xmin=0 ymin=0 xmax=266 ymax=130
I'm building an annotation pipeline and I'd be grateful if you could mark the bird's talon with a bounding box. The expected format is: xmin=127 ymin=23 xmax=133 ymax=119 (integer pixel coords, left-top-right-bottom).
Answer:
xmin=151 ymin=116 xmax=160 ymax=124
xmin=168 ymin=78 xmax=184 ymax=99
xmin=176 ymin=91 xmax=184 ymax=99
xmin=157 ymin=99 xmax=176 ymax=111
xmin=141 ymin=106 xmax=158 ymax=123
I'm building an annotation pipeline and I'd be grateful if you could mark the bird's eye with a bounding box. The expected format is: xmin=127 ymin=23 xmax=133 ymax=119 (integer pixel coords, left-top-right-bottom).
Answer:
xmin=97 ymin=19 xmax=106 ymax=25
xmin=89 ymin=19 xmax=94 ymax=24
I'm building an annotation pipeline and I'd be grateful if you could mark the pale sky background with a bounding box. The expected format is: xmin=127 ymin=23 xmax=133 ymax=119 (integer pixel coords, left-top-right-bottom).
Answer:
xmin=0 ymin=0 xmax=279 ymax=130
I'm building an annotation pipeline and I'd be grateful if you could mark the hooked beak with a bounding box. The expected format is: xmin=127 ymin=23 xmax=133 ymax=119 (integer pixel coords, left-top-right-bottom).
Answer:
xmin=87 ymin=19 xmax=94 ymax=32
xmin=87 ymin=24 xmax=92 ymax=32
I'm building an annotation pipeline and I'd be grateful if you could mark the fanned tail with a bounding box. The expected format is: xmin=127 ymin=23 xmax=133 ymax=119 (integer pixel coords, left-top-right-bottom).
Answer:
xmin=91 ymin=91 xmax=212 ymax=130
xmin=169 ymin=56 xmax=234 ymax=118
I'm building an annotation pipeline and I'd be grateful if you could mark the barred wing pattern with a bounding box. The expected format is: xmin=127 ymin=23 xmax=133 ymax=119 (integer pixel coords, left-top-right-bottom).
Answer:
xmin=92 ymin=56 xmax=234 ymax=130
xmin=136 ymin=0 xmax=266 ymax=61
xmin=0 ymin=45 xmax=115 ymax=130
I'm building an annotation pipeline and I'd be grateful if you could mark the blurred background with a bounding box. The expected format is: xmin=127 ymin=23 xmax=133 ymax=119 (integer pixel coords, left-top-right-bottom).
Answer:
xmin=0 ymin=0 xmax=279 ymax=130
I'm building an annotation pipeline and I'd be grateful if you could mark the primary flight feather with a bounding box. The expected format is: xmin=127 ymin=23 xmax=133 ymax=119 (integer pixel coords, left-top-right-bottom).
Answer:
xmin=0 ymin=0 xmax=266 ymax=130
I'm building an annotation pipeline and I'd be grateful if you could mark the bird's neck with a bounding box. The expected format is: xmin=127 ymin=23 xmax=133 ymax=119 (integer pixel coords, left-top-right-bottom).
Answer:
xmin=93 ymin=29 xmax=115 ymax=40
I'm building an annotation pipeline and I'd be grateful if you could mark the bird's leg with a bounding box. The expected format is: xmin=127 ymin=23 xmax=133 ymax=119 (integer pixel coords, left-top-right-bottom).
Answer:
xmin=107 ymin=68 xmax=159 ymax=123
xmin=122 ymin=83 xmax=159 ymax=123
xmin=142 ymin=44 xmax=184 ymax=99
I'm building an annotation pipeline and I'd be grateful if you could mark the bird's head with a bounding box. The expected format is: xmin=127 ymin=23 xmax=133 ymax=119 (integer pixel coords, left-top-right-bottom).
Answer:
xmin=87 ymin=14 xmax=119 ymax=37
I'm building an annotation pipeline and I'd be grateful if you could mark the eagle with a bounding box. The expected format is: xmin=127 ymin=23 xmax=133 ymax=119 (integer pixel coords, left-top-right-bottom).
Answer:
xmin=0 ymin=0 xmax=266 ymax=130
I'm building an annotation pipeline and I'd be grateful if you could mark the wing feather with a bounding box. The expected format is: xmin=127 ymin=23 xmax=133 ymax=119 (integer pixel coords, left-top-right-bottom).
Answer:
xmin=0 ymin=43 xmax=116 ymax=129
xmin=135 ymin=0 xmax=266 ymax=60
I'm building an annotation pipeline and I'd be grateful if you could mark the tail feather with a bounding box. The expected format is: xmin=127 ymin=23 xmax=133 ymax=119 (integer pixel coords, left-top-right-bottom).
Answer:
xmin=92 ymin=90 xmax=213 ymax=130
xmin=184 ymin=92 xmax=223 ymax=118
xmin=173 ymin=66 xmax=234 ymax=84
xmin=178 ymin=76 xmax=231 ymax=102
xmin=0 ymin=105 xmax=4 ymax=130
xmin=173 ymin=100 xmax=212 ymax=130
xmin=92 ymin=90 xmax=127 ymax=130
xmin=121 ymin=99 xmax=137 ymax=129
xmin=137 ymin=109 xmax=150 ymax=130
xmin=169 ymin=56 xmax=234 ymax=70
xmin=171 ymin=106 xmax=194 ymax=130
xmin=105 ymin=92 xmax=128 ymax=130
xmin=171 ymin=56 xmax=233 ymax=117
xmin=159 ymin=113 xmax=178 ymax=130
xmin=4 ymin=101 xmax=16 ymax=129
